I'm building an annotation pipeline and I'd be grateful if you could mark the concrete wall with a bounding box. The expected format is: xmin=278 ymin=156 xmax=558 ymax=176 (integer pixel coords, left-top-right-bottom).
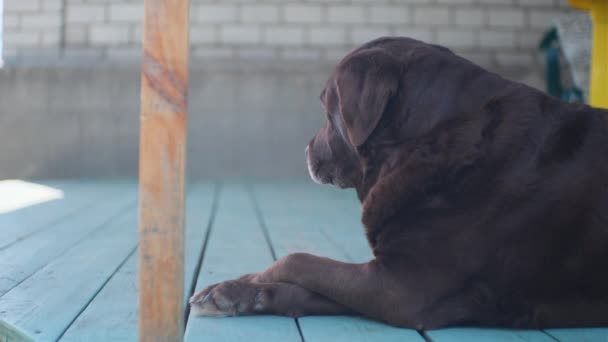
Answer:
xmin=4 ymin=0 xmax=573 ymax=69
xmin=0 ymin=0 xmax=572 ymax=179
xmin=0 ymin=59 xmax=547 ymax=179
xmin=0 ymin=61 xmax=331 ymax=179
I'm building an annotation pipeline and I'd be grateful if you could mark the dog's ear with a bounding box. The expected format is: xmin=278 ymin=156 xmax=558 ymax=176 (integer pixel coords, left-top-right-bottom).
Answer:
xmin=335 ymin=49 xmax=401 ymax=147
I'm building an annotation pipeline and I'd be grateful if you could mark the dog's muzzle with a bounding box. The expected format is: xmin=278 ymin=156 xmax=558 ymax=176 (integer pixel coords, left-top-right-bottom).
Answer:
xmin=305 ymin=146 xmax=323 ymax=185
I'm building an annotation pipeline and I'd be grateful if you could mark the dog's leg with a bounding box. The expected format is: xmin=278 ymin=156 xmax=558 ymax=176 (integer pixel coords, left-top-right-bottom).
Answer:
xmin=191 ymin=253 xmax=427 ymax=327
xmin=190 ymin=279 xmax=354 ymax=317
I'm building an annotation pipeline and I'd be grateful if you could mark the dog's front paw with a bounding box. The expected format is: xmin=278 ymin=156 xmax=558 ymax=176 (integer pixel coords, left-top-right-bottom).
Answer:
xmin=189 ymin=281 xmax=270 ymax=317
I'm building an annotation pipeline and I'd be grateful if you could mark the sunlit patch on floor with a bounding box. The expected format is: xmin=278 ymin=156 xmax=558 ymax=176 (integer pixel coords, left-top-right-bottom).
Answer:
xmin=0 ymin=180 xmax=64 ymax=214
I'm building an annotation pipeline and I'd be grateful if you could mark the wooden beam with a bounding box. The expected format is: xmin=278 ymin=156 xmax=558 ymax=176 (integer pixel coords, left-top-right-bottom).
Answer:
xmin=138 ymin=0 xmax=189 ymax=341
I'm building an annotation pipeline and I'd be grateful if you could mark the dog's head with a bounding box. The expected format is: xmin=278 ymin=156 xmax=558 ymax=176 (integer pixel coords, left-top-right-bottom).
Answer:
xmin=306 ymin=38 xmax=407 ymax=189
xmin=306 ymin=37 xmax=489 ymax=191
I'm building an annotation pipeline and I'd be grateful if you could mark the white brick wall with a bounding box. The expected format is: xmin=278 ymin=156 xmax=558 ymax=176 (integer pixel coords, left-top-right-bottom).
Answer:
xmin=414 ymin=7 xmax=450 ymax=26
xmin=284 ymin=5 xmax=323 ymax=24
xmin=2 ymin=0 xmax=574 ymax=70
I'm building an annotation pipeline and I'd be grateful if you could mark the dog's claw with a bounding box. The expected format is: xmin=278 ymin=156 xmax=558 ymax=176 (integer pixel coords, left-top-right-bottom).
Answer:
xmin=190 ymin=280 xmax=266 ymax=317
xmin=202 ymin=292 xmax=212 ymax=303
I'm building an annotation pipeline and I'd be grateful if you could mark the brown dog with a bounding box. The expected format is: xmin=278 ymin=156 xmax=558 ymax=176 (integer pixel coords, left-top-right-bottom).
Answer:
xmin=190 ymin=37 xmax=608 ymax=329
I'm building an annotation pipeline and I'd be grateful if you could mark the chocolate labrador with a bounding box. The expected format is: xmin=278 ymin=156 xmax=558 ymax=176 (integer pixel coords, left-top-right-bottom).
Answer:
xmin=190 ymin=37 xmax=608 ymax=329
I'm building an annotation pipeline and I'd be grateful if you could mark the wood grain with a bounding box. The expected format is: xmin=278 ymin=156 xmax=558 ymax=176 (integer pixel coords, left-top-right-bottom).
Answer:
xmin=0 ymin=182 xmax=124 ymax=250
xmin=184 ymin=184 xmax=302 ymax=342
xmin=0 ymin=200 xmax=137 ymax=341
xmin=138 ymin=0 xmax=190 ymax=341
xmin=251 ymin=183 xmax=426 ymax=342
xmin=60 ymin=184 xmax=217 ymax=342
xmin=0 ymin=187 xmax=136 ymax=297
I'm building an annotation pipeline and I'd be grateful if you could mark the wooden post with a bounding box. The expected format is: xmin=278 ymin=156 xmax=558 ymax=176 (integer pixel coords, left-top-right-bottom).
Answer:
xmin=138 ymin=0 xmax=189 ymax=341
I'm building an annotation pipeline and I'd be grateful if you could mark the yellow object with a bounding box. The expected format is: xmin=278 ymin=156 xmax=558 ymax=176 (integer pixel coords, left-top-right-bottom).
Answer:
xmin=569 ymin=0 xmax=608 ymax=108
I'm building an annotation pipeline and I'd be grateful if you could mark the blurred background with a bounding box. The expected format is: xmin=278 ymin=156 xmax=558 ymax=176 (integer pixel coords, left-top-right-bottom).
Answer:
xmin=0 ymin=0 xmax=588 ymax=180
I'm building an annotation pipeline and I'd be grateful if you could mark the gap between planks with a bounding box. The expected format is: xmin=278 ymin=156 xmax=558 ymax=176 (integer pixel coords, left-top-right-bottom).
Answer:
xmin=247 ymin=184 xmax=306 ymax=342
xmin=55 ymin=247 xmax=139 ymax=341
xmin=53 ymin=182 xmax=221 ymax=340
xmin=0 ymin=199 xmax=137 ymax=299
xmin=0 ymin=183 xmax=130 ymax=251
xmin=183 ymin=182 xmax=221 ymax=327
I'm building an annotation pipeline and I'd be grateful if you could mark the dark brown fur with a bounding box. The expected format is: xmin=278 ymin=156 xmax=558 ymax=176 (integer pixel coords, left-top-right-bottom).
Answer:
xmin=191 ymin=37 xmax=608 ymax=329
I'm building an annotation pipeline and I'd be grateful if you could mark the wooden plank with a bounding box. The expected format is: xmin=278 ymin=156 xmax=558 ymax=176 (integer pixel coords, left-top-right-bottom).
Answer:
xmin=59 ymin=183 xmax=217 ymax=342
xmin=183 ymin=184 xmax=219 ymax=306
xmin=426 ymin=328 xmax=555 ymax=342
xmin=0 ymin=181 xmax=126 ymax=250
xmin=59 ymin=254 xmax=138 ymax=342
xmin=0 ymin=208 xmax=138 ymax=341
xmin=0 ymin=318 xmax=35 ymax=342
xmin=0 ymin=186 xmax=136 ymax=297
xmin=138 ymin=0 xmax=190 ymax=339
xmin=251 ymin=182 xmax=425 ymax=342
xmin=184 ymin=184 xmax=301 ymax=342
xmin=545 ymin=328 xmax=608 ymax=342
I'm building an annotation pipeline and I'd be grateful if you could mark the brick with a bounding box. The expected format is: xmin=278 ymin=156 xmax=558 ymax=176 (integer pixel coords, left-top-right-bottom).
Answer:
xmin=518 ymin=31 xmax=544 ymax=49
xmin=3 ymin=31 xmax=40 ymax=47
xmin=43 ymin=0 xmax=62 ymax=11
xmin=89 ymin=25 xmax=130 ymax=45
xmin=4 ymin=15 xmax=20 ymax=29
xmin=192 ymin=47 xmax=234 ymax=59
xmin=4 ymin=0 xmax=39 ymax=12
xmin=393 ymin=27 xmax=433 ymax=43
xmin=41 ymin=31 xmax=60 ymax=46
xmin=454 ymin=8 xmax=485 ymax=27
xmin=324 ymin=47 xmax=354 ymax=63
xmin=518 ymin=0 xmax=556 ymax=6
xmin=479 ymin=30 xmax=517 ymax=48
xmin=280 ymin=48 xmax=321 ymax=61
xmin=351 ymin=0 xmax=423 ymax=2
xmin=488 ymin=9 xmax=525 ymax=28
xmin=241 ymin=5 xmax=279 ymax=23
xmin=129 ymin=26 xmax=142 ymax=45
xmin=21 ymin=13 xmax=62 ymax=28
xmin=436 ymin=29 xmax=476 ymax=49
xmin=2 ymin=48 xmax=19 ymax=59
xmin=109 ymin=3 xmax=144 ymax=22
xmin=237 ymin=47 xmax=278 ymax=60
xmin=414 ymin=7 xmax=450 ymax=26
xmin=17 ymin=48 xmax=60 ymax=59
xmin=479 ymin=0 xmax=516 ymax=4
xmin=221 ymin=25 xmax=261 ymax=44
xmin=63 ymin=48 xmax=104 ymax=60
xmin=106 ymin=47 xmax=142 ymax=61
xmin=134 ymin=26 xmax=144 ymax=44
xmin=370 ymin=6 xmax=409 ymax=24
xmin=264 ymin=27 xmax=305 ymax=45
xmin=350 ymin=28 xmax=392 ymax=45
xmin=284 ymin=5 xmax=323 ymax=23
xmin=65 ymin=27 xmax=88 ymax=45
xmin=327 ymin=6 xmax=366 ymax=24
xmin=190 ymin=26 xmax=217 ymax=44
xmin=436 ymin=0 xmax=475 ymax=4
xmin=528 ymin=9 xmax=565 ymax=29
xmin=308 ymin=27 xmax=346 ymax=45
xmin=66 ymin=5 xmax=105 ymax=23
xmin=196 ymin=5 xmax=237 ymax=24
xmin=458 ymin=51 xmax=494 ymax=68
xmin=496 ymin=52 xmax=535 ymax=66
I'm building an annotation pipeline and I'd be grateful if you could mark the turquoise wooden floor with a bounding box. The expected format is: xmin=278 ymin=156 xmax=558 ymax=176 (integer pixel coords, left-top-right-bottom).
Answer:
xmin=1 ymin=181 xmax=607 ymax=342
